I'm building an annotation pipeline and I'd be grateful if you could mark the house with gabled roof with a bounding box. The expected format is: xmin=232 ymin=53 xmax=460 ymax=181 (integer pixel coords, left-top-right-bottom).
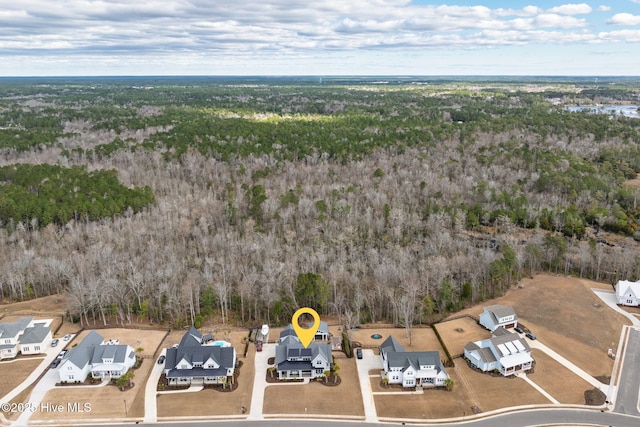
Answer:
xmin=275 ymin=328 xmax=332 ymax=380
xmin=464 ymin=327 xmax=533 ymax=376
xmin=58 ymin=331 xmax=136 ymax=382
xmin=164 ymin=327 xmax=236 ymax=386
xmin=0 ymin=317 xmax=51 ymax=359
xmin=615 ymin=279 xmax=640 ymax=306
xmin=379 ymin=336 xmax=449 ymax=388
xmin=479 ymin=305 xmax=518 ymax=331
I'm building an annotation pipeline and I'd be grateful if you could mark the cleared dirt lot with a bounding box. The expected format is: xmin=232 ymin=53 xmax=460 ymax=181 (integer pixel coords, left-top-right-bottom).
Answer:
xmin=0 ymin=358 xmax=43 ymax=398
xmin=263 ymin=356 xmax=364 ymax=417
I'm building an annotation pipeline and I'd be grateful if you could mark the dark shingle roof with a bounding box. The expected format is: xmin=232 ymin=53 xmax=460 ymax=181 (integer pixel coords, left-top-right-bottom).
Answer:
xmin=165 ymin=328 xmax=236 ymax=377
xmin=379 ymin=336 xmax=404 ymax=356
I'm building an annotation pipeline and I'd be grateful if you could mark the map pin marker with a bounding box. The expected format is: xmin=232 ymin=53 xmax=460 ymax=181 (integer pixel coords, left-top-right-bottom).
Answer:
xmin=292 ymin=307 xmax=321 ymax=348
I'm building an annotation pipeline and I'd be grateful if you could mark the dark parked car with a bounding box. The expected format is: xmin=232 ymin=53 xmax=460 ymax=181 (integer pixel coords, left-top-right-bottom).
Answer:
xmin=157 ymin=355 xmax=166 ymax=364
xmin=525 ymin=332 xmax=537 ymax=340
xmin=50 ymin=359 xmax=61 ymax=369
xmin=514 ymin=326 xmax=524 ymax=334
xmin=355 ymin=348 xmax=363 ymax=359
xmin=51 ymin=338 xmax=59 ymax=347
xmin=256 ymin=341 xmax=263 ymax=352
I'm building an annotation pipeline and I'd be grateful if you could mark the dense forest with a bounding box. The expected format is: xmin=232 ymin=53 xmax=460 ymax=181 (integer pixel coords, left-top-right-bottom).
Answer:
xmin=0 ymin=76 xmax=639 ymax=328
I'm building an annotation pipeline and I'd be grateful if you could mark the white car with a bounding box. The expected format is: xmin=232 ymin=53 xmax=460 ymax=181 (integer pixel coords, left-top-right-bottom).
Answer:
xmin=63 ymin=334 xmax=72 ymax=341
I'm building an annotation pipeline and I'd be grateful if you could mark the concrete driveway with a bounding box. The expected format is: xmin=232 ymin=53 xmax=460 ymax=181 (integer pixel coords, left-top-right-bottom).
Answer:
xmin=354 ymin=348 xmax=380 ymax=423
xmin=143 ymin=349 xmax=166 ymax=423
xmin=248 ymin=342 xmax=274 ymax=420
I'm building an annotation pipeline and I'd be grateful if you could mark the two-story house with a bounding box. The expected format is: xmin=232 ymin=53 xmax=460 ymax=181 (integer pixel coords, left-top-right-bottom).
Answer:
xmin=0 ymin=317 xmax=51 ymax=360
xmin=275 ymin=328 xmax=332 ymax=380
xmin=379 ymin=336 xmax=449 ymax=388
xmin=58 ymin=331 xmax=136 ymax=382
xmin=164 ymin=327 xmax=236 ymax=386
xmin=479 ymin=305 xmax=518 ymax=331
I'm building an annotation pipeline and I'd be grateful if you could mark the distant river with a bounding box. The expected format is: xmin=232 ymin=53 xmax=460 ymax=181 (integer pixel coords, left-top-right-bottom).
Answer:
xmin=565 ymin=105 xmax=640 ymax=119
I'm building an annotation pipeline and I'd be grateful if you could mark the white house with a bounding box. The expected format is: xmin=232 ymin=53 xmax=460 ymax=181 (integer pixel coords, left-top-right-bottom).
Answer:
xmin=464 ymin=327 xmax=533 ymax=376
xmin=0 ymin=317 xmax=51 ymax=359
xmin=379 ymin=336 xmax=449 ymax=388
xmin=58 ymin=331 xmax=136 ymax=383
xmin=615 ymin=279 xmax=640 ymax=306
xmin=479 ymin=305 xmax=518 ymax=331
xmin=280 ymin=321 xmax=330 ymax=342
xmin=164 ymin=327 xmax=236 ymax=386
xmin=275 ymin=330 xmax=332 ymax=380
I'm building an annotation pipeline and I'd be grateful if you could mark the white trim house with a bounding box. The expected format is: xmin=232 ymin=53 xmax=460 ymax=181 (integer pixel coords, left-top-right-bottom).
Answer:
xmin=0 ymin=317 xmax=51 ymax=359
xmin=615 ymin=279 xmax=640 ymax=306
xmin=464 ymin=327 xmax=533 ymax=376
xmin=275 ymin=329 xmax=332 ymax=380
xmin=164 ymin=327 xmax=236 ymax=386
xmin=479 ymin=305 xmax=518 ymax=331
xmin=379 ymin=336 xmax=449 ymax=388
xmin=58 ymin=331 xmax=136 ymax=383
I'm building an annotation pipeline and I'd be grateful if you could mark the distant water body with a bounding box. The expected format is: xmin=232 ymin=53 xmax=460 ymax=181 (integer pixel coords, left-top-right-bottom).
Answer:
xmin=565 ymin=105 xmax=640 ymax=119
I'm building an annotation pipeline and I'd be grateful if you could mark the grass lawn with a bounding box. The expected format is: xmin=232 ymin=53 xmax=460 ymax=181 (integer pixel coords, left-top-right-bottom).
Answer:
xmin=263 ymin=357 xmax=364 ymax=417
xmin=349 ymin=327 xmax=443 ymax=353
xmin=0 ymin=358 xmax=42 ymax=398
xmin=435 ymin=317 xmax=491 ymax=357
xmin=528 ymin=351 xmax=597 ymax=405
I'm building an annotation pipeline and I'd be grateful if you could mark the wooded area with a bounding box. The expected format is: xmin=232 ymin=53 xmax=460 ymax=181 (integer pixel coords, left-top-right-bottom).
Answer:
xmin=0 ymin=76 xmax=638 ymax=328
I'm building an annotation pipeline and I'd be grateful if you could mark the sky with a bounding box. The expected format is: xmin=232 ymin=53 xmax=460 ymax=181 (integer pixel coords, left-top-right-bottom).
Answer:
xmin=1 ymin=1 xmax=640 ymax=76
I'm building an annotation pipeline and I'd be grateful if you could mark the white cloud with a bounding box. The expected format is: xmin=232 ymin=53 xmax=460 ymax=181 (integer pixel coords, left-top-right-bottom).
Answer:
xmin=608 ymin=13 xmax=640 ymax=25
xmin=547 ymin=3 xmax=592 ymax=15
xmin=597 ymin=6 xmax=611 ymax=12
xmin=0 ymin=0 xmax=639 ymax=75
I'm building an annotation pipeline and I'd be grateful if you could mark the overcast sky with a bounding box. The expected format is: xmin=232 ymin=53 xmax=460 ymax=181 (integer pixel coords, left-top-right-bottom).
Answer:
xmin=1 ymin=1 xmax=640 ymax=76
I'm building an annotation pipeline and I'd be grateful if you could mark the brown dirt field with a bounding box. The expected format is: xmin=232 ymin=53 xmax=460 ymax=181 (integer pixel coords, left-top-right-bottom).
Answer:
xmin=451 ymin=274 xmax=627 ymax=376
xmin=0 ymin=294 xmax=67 ymax=316
xmin=435 ymin=318 xmax=491 ymax=357
xmin=70 ymin=328 xmax=167 ymax=358
xmin=528 ymin=351 xmax=595 ymax=405
xmin=263 ymin=357 xmax=364 ymax=416
xmin=349 ymin=327 xmax=443 ymax=353
xmin=0 ymin=359 xmax=42 ymax=398
xmin=4 ymin=386 xmax=34 ymax=421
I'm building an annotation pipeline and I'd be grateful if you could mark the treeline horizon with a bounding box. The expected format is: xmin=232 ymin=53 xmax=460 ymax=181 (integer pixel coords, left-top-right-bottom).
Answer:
xmin=0 ymin=80 xmax=638 ymax=329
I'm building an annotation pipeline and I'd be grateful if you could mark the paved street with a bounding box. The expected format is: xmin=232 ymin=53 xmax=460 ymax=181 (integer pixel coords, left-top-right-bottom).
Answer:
xmin=614 ymin=327 xmax=640 ymax=416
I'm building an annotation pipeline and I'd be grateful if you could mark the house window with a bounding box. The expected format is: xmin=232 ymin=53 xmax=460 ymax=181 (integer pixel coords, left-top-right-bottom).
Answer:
xmin=4 ymin=339 xmax=10 ymax=344
xmin=628 ymin=299 xmax=634 ymax=304
xmin=34 ymin=346 xmax=40 ymax=351
xmin=180 ymin=364 xmax=188 ymax=369
xmin=68 ymin=366 xmax=73 ymax=370
xmin=23 ymin=346 xmax=30 ymax=352
xmin=68 ymin=375 xmax=74 ymax=380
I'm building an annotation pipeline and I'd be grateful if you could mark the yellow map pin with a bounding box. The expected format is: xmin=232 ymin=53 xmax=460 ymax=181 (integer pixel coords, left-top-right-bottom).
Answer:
xmin=292 ymin=307 xmax=321 ymax=348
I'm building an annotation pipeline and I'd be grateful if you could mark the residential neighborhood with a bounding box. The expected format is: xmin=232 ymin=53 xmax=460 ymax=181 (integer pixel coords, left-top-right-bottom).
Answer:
xmin=1 ymin=275 xmax=640 ymax=425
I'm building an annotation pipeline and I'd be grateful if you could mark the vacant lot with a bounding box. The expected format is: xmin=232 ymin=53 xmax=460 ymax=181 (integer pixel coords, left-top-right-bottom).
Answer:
xmin=0 ymin=358 xmax=42 ymax=398
xmin=263 ymin=357 xmax=363 ymax=417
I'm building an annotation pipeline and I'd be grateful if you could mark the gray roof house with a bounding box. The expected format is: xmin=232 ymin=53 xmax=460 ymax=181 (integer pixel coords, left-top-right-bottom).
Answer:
xmin=0 ymin=317 xmax=51 ymax=359
xmin=58 ymin=331 xmax=136 ymax=382
xmin=275 ymin=329 xmax=332 ymax=380
xmin=379 ymin=336 xmax=449 ymax=388
xmin=464 ymin=327 xmax=533 ymax=376
xmin=479 ymin=305 xmax=518 ymax=331
xmin=280 ymin=321 xmax=330 ymax=342
xmin=164 ymin=327 xmax=236 ymax=386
